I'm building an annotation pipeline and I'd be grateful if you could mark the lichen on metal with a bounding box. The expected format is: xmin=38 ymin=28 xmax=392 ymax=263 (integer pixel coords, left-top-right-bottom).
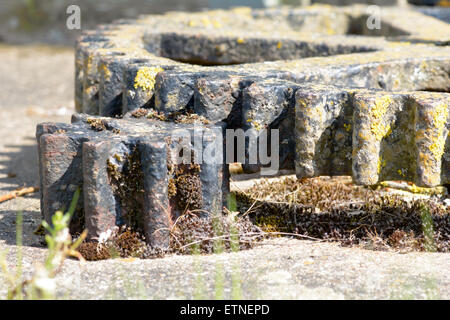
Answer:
xmin=38 ymin=4 xmax=449 ymax=245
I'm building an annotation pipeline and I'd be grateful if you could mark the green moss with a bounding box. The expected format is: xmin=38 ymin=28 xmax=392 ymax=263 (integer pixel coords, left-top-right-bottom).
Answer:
xmin=107 ymin=148 xmax=145 ymax=234
xmin=236 ymin=176 xmax=450 ymax=252
xmin=171 ymin=164 xmax=203 ymax=211
xmin=86 ymin=118 xmax=106 ymax=131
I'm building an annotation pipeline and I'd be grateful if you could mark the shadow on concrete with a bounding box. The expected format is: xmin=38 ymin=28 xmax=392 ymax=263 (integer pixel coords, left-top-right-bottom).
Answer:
xmin=0 ymin=136 xmax=44 ymax=247
xmin=0 ymin=209 xmax=44 ymax=248
xmin=0 ymin=136 xmax=40 ymax=198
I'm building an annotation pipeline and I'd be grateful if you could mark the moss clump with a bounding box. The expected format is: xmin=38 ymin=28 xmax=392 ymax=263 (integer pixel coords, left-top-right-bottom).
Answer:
xmin=168 ymin=178 xmax=177 ymax=198
xmin=130 ymin=108 xmax=167 ymax=121
xmin=78 ymin=227 xmax=147 ymax=261
xmin=254 ymin=214 xmax=286 ymax=234
xmin=168 ymin=111 xmax=210 ymax=125
xmin=169 ymin=212 xmax=263 ymax=255
xmin=78 ymin=212 xmax=263 ymax=261
xmin=387 ymin=229 xmax=420 ymax=250
xmin=112 ymin=228 xmax=147 ymax=258
xmin=241 ymin=176 xmax=375 ymax=212
xmin=168 ymin=163 xmax=204 ymax=212
xmin=78 ymin=242 xmax=112 ymax=261
xmin=175 ymin=167 xmax=203 ymax=211
xmin=130 ymin=108 xmax=210 ymax=125
xmin=130 ymin=108 xmax=150 ymax=118
xmin=237 ymin=176 xmax=450 ymax=252
xmin=86 ymin=118 xmax=106 ymax=131
xmin=107 ymin=148 xmax=145 ymax=234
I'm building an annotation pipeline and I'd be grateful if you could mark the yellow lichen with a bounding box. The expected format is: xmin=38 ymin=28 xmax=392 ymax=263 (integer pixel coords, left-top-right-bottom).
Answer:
xmin=428 ymin=103 xmax=448 ymax=160
xmin=134 ymin=66 xmax=164 ymax=92
xmin=85 ymin=54 xmax=94 ymax=72
xmin=371 ymin=96 xmax=392 ymax=119
xmin=343 ymin=123 xmax=351 ymax=132
xmin=369 ymin=96 xmax=394 ymax=141
xmin=99 ymin=62 xmax=111 ymax=80
xmin=377 ymin=156 xmax=386 ymax=174
xmin=431 ymin=103 xmax=448 ymax=129
xmin=408 ymin=184 xmax=446 ymax=196
xmin=324 ymin=18 xmax=335 ymax=35
xmin=429 ymin=137 xmax=446 ymax=160
xmin=200 ymin=17 xmax=211 ymax=27
xmin=297 ymin=98 xmax=307 ymax=109
xmin=379 ymin=181 xmax=446 ymax=196
xmin=397 ymin=169 xmax=406 ymax=177
xmin=252 ymin=120 xmax=262 ymax=131
xmin=237 ymin=37 xmax=245 ymax=44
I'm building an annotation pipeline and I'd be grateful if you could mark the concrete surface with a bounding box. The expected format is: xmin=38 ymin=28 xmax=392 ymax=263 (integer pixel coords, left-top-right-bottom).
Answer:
xmin=0 ymin=45 xmax=449 ymax=300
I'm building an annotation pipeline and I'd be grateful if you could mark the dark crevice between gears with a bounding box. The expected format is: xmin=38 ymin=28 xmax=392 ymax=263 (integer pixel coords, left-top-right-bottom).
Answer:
xmin=347 ymin=15 xmax=411 ymax=37
xmin=68 ymin=190 xmax=85 ymax=237
xmin=167 ymin=57 xmax=243 ymax=67
xmin=102 ymin=93 xmax=123 ymax=118
xmin=166 ymin=143 xmax=205 ymax=219
xmin=130 ymin=107 xmax=210 ymax=124
xmin=107 ymin=146 xmax=146 ymax=235
xmin=170 ymin=163 xmax=204 ymax=213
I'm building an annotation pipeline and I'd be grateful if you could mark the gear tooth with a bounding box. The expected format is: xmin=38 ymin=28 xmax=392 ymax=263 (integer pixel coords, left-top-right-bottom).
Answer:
xmin=75 ymin=34 xmax=110 ymax=113
xmin=411 ymin=93 xmax=449 ymax=187
xmin=39 ymin=130 xmax=85 ymax=227
xmin=98 ymin=53 xmax=130 ymax=117
xmin=242 ymin=79 xmax=298 ymax=173
xmin=295 ymin=85 xmax=352 ymax=178
xmin=138 ymin=139 xmax=170 ymax=249
xmin=82 ymin=48 xmax=123 ymax=115
xmin=154 ymin=69 xmax=196 ymax=115
xmin=197 ymin=128 xmax=225 ymax=216
xmin=193 ymin=73 xmax=239 ymax=123
xmin=81 ymin=51 xmax=100 ymax=115
xmin=352 ymin=92 xmax=393 ymax=185
xmin=122 ymin=60 xmax=168 ymax=112
xmin=82 ymin=140 xmax=119 ymax=241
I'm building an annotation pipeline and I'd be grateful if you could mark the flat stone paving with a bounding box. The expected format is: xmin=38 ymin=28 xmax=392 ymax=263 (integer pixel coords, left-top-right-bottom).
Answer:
xmin=0 ymin=45 xmax=449 ymax=299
